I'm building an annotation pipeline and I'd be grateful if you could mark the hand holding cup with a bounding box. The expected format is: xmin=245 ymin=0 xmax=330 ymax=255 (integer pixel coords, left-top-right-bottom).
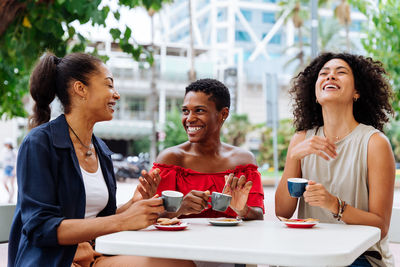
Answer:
xmin=176 ymin=190 xmax=210 ymax=215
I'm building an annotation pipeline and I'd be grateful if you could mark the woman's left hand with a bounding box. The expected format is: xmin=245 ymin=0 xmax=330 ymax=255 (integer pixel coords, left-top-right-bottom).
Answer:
xmin=303 ymin=181 xmax=338 ymax=213
xmin=223 ymin=173 xmax=253 ymax=212
xmin=133 ymin=168 xmax=161 ymax=201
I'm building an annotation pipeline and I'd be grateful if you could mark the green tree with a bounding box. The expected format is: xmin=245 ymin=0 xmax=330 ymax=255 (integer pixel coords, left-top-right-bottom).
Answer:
xmin=284 ymin=16 xmax=353 ymax=74
xmin=385 ymin=120 xmax=400 ymax=163
xmin=162 ymin=107 xmax=187 ymax=149
xmin=131 ymin=137 xmax=150 ymax=155
xmin=257 ymin=119 xmax=295 ymax=170
xmin=278 ymin=0 xmax=331 ymax=71
xmin=222 ymin=113 xmax=252 ymax=147
xmin=350 ymin=0 xmax=400 ymax=117
xmin=278 ymin=0 xmax=309 ymax=70
xmin=0 ymin=0 xmax=171 ymax=119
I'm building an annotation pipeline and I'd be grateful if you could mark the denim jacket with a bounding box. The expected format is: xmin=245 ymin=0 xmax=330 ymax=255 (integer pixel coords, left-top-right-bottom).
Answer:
xmin=8 ymin=114 xmax=117 ymax=267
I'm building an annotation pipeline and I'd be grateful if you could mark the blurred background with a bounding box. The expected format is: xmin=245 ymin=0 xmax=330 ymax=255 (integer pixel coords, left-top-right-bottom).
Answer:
xmin=0 ymin=0 xmax=399 ymax=184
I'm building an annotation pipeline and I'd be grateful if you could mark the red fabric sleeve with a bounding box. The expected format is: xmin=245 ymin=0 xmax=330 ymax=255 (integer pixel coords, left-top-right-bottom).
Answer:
xmin=243 ymin=168 xmax=265 ymax=213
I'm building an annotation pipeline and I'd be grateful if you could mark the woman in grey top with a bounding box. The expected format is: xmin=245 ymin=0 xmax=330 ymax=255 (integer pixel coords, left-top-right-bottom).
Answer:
xmin=275 ymin=52 xmax=395 ymax=267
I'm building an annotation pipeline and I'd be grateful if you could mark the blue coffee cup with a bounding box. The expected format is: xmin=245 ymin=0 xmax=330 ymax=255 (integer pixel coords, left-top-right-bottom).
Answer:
xmin=287 ymin=178 xmax=308 ymax=198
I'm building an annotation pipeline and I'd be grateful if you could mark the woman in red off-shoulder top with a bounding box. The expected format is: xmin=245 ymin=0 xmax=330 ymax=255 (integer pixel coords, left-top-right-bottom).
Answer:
xmin=154 ymin=79 xmax=264 ymax=220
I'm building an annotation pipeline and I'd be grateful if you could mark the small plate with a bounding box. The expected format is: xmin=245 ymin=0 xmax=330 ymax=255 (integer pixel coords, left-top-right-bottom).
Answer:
xmin=208 ymin=218 xmax=242 ymax=226
xmin=283 ymin=219 xmax=319 ymax=229
xmin=154 ymin=222 xmax=188 ymax=231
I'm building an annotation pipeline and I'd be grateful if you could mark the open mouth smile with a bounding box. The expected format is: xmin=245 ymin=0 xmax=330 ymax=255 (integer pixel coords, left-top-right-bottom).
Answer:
xmin=108 ymin=102 xmax=116 ymax=111
xmin=186 ymin=126 xmax=203 ymax=133
xmin=323 ymin=83 xmax=340 ymax=90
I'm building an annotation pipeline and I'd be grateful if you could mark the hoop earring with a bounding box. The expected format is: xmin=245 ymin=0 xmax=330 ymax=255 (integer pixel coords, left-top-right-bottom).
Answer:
xmin=353 ymin=97 xmax=358 ymax=102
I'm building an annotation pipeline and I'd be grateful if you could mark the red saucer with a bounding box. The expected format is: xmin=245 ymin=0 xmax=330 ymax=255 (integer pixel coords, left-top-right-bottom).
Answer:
xmin=284 ymin=219 xmax=318 ymax=229
xmin=154 ymin=222 xmax=188 ymax=231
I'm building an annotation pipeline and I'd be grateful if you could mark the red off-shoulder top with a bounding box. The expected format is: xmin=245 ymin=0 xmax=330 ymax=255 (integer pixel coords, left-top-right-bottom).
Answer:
xmin=153 ymin=163 xmax=265 ymax=218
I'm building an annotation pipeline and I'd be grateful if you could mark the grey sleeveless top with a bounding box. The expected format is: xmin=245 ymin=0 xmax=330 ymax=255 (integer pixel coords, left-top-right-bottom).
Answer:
xmin=299 ymin=123 xmax=393 ymax=267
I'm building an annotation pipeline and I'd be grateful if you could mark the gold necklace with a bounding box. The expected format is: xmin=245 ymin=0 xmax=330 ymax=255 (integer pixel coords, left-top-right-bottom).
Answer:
xmin=67 ymin=124 xmax=94 ymax=157
xmin=324 ymin=124 xmax=358 ymax=141
xmin=325 ymin=131 xmax=344 ymax=141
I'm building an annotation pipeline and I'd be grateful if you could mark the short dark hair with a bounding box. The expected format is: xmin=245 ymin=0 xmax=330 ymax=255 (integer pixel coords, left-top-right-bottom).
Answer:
xmin=28 ymin=52 xmax=102 ymax=129
xmin=185 ymin=79 xmax=230 ymax=111
xmin=290 ymin=52 xmax=394 ymax=132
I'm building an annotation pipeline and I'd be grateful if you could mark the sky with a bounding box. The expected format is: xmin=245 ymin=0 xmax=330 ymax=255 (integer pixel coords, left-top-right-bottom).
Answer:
xmin=72 ymin=0 xmax=153 ymax=44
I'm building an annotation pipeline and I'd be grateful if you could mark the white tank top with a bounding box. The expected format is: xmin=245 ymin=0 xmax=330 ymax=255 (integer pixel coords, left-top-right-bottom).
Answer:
xmin=80 ymin=158 xmax=109 ymax=218
xmin=299 ymin=123 xmax=393 ymax=267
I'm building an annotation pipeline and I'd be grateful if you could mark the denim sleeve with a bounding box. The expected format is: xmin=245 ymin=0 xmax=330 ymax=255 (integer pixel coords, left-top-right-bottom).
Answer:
xmin=17 ymin=133 xmax=65 ymax=247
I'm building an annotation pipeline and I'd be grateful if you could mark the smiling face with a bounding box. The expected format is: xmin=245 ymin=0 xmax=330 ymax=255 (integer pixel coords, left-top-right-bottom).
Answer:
xmin=315 ymin=58 xmax=359 ymax=105
xmin=85 ymin=63 xmax=120 ymax=122
xmin=181 ymin=91 xmax=228 ymax=143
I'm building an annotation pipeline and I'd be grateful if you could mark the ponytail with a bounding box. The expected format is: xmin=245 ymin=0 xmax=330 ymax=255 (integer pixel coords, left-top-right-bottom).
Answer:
xmin=28 ymin=53 xmax=58 ymax=129
xmin=28 ymin=52 xmax=102 ymax=129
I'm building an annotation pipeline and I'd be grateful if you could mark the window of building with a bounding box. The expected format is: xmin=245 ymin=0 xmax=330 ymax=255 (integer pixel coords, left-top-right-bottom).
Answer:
xmin=217 ymin=28 xmax=227 ymax=42
xmin=235 ymin=51 xmax=252 ymax=63
xmin=294 ymin=35 xmax=309 ymax=44
xmin=125 ymin=97 xmax=147 ymax=120
xmin=243 ymin=50 xmax=252 ymax=61
xmin=270 ymin=52 xmax=282 ymax=59
xmin=271 ymin=34 xmax=281 ymax=44
xmin=198 ymin=0 xmax=210 ymax=8
xmin=262 ymin=32 xmax=281 ymax=44
xmin=241 ymin=9 xmax=252 ymax=22
xmin=112 ymin=67 xmax=133 ymax=79
xmin=235 ymin=31 xmax=251 ymax=42
xmin=166 ymin=98 xmax=183 ymax=113
xmin=111 ymin=42 xmax=122 ymax=52
xmin=262 ymin=12 xmax=275 ymax=23
xmin=350 ymin=20 xmax=363 ymax=32
xmin=217 ymin=7 xmax=227 ymax=22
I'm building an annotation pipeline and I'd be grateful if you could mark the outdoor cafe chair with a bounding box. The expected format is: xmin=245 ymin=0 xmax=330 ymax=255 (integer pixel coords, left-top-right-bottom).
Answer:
xmin=0 ymin=203 xmax=16 ymax=243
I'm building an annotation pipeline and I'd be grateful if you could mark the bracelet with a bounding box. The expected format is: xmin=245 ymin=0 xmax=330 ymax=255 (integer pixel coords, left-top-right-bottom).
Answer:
xmin=332 ymin=197 xmax=347 ymax=221
xmin=339 ymin=201 xmax=347 ymax=221
xmin=332 ymin=197 xmax=341 ymax=220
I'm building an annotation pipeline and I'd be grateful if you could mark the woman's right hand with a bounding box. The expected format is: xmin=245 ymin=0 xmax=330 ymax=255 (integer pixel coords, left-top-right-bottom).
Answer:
xmin=290 ymin=136 xmax=337 ymax=161
xmin=177 ymin=190 xmax=210 ymax=216
xmin=120 ymin=197 xmax=164 ymax=231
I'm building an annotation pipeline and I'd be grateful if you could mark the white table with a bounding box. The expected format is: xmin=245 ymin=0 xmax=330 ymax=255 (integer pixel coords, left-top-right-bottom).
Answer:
xmin=95 ymin=218 xmax=380 ymax=266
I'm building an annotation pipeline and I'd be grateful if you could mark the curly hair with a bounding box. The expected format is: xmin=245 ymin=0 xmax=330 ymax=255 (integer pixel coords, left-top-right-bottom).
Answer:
xmin=290 ymin=52 xmax=394 ymax=132
xmin=185 ymin=78 xmax=230 ymax=111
